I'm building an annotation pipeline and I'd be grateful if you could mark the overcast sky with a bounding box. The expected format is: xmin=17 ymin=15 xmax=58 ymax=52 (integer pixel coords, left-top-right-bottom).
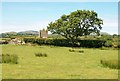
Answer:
xmin=1 ymin=1 xmax=119 ymax=34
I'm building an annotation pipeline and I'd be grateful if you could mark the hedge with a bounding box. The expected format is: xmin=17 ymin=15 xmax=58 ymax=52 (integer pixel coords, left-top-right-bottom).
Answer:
xmin=23 ymin=38 xmax=106 ymax=48
xmin=78 ymin=40 xmax=106 ymax=48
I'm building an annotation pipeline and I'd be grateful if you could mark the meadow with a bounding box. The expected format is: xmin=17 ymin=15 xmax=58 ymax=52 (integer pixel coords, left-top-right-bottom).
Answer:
xmin=1 ymin=44 xmax=118 ymax=79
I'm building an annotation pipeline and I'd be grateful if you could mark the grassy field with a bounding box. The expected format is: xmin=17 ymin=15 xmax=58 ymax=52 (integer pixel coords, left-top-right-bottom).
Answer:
xmin=1 ymin=44 xmax=118 ymax=79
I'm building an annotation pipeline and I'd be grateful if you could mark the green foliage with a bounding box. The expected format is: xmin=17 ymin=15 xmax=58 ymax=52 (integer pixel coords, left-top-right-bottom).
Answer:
xmin=112 ymin=34 xmax=118 ymax=38
xmin=24 ymin=38 xmax=106 ymax=48
xmin=78 ymin=40 xmax=106 ymax=48
xmin=0 ymin=54 xmax=18 ymax=64
xmin=101 ymin=59 xmax=119 ymax=69
xmin=104 ymin=41 xmax=113 ymax=47
xmin=98 ymin=35 xmax=119 ymax=48
xmin=48 ymin=34 xmax=65 ymax=39
xmin=47 ymin=10 xmax=103 ymax=40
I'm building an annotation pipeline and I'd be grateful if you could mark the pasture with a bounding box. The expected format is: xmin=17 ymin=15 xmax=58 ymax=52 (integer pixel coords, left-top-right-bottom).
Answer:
xmin=1 ymin=44 xmax=118 ymax=79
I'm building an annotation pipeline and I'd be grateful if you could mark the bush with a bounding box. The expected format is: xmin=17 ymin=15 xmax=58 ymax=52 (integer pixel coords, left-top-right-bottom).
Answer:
xmin=24 ymin=38 xmax=35 ymax=43
xmin=104 ymin=41 xmax=113 ymax=47
xmin=0 ymin=54 xmax=18 ymax=64
xmin=35 ymin=53 xmax=47 ymax=57
xmin=100 ymin=59 xmax=120 ymax=69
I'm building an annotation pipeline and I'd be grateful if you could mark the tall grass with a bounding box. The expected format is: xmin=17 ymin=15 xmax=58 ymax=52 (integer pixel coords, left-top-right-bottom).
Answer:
xmin=0 ymin=54 xmax=18 ymax=64
xmin=100 ymin=59 xmax=119 ymax=69
xmin=69 ymin=49 xmax=84 ymax=53
xmin=35 ymin=53 xmax=47 ymax=57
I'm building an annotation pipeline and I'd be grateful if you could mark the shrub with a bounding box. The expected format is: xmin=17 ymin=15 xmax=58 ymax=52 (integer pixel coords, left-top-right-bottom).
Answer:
xmin=118 ymin=43 xmax=120 ymax=48
xmin=35 ymin=53 xmax=47 ymax=57
xmin=0 ymin=54 xmax=18 ymax=64
xmin=104 ymin=41 xmax=113 ymax=47
xmin=100 ymin=59 xmax=120 ymax=69
xmin=24 ymin=38 xmax=35 ymax=43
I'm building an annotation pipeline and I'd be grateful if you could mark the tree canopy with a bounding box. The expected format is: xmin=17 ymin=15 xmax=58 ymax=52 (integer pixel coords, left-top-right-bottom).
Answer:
xmin=47 ymin=10 xmax=103 ymax=40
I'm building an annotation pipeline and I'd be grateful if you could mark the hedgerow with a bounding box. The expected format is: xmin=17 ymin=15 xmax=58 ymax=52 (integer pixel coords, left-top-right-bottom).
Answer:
xmin=24 ymin=38 xmax=106 ymax=48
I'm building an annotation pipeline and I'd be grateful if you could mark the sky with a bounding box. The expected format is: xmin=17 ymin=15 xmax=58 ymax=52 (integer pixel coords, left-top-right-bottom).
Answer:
xmin=1 ymin=0 xmax=120 ymax=2
xmin=1 ymin=1 xmax=119 ymax=34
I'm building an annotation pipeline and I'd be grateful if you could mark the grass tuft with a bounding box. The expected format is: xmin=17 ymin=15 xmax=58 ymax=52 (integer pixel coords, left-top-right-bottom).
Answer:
xmin=69 ymin=49 xmax=84 ymax=53
xmin=35 ymin=53 xmax=47 ymax=57
xmin=100 ymin=59 xmax=120 ymax=69
xmin=69 ymin=49 xmax=75 ymax=52
xmin=0 ymin=54 xmax=18 ymax=64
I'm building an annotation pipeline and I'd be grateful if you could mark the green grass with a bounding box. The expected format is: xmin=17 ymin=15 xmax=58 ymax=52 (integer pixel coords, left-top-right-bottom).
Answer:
xmin=2 ymin=45 xmax=118 ymax=79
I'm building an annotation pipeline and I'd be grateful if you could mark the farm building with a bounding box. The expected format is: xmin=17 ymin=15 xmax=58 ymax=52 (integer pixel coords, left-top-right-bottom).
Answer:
xmin=39 ymin=29 xmax=48 ymax=38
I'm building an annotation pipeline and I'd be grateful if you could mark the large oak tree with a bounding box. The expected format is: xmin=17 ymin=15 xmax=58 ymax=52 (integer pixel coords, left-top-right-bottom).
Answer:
xmin=47 ymin=10 xmax=103 ymax=40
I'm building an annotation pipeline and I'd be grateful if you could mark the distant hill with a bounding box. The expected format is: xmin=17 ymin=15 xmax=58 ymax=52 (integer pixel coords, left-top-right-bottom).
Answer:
xmin=100 ymin=32 xmax=111 ymax=36
xmin=17 ymin=30 xmax=39 ymax=35
xmin=0 ymin=30 xmax=39 ymax=38
xmin=5 ymin=31 xmax=17 ymax=35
